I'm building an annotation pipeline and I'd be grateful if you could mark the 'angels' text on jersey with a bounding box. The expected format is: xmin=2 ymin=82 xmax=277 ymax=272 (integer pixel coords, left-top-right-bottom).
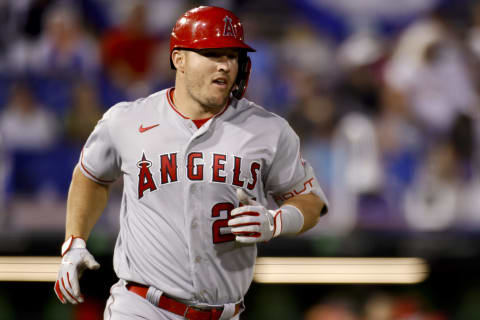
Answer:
xmin=137 ymin=152 xmax=261 ymax=199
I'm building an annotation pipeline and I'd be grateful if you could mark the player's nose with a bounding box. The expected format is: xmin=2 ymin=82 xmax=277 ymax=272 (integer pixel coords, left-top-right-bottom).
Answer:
xmin=216 ymin=56 xmax=233 ymax=73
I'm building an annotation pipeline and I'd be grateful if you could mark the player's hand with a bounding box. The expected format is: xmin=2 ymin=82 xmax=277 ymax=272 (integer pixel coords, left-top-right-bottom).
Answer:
xmin=54 ymin=237 xmax=100 ymax=304
xmin=228 ymin=189 xmax=282 ymax=244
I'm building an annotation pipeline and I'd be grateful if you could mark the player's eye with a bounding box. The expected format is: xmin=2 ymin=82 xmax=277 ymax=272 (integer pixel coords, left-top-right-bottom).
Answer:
xmin=202 ymin=52 xmax=219 ymax=58
xmin=199 ymin=50 xmax=221 ymax=58
xmin=199 ymin=50 xmax=238 ymax=60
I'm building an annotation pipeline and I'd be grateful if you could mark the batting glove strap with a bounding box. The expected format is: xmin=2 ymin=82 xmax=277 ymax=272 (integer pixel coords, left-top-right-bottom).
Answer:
xmin=61 ymin=236 xmax=86 ymax=256
xmin=270 ymin=209 xmax=282 ymax=238
xmin=275 ymin=205 xmax=304 ymax=236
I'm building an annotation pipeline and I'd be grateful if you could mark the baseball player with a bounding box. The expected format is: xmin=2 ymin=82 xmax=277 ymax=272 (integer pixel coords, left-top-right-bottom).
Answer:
xmin=54 ymin=6 xmax=328 ymax=320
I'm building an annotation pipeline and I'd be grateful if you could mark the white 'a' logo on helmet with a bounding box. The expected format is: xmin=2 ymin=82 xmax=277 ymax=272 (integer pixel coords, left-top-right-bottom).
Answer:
xmin=223 ymin=16 xmax=236 ymax=37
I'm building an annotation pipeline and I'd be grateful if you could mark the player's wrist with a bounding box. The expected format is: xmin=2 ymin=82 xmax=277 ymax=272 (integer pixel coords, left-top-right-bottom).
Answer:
xmin=271 ymin=205 xmax=304 ymax=237
xmin=61 ymin=236 xmax=87 ymax=256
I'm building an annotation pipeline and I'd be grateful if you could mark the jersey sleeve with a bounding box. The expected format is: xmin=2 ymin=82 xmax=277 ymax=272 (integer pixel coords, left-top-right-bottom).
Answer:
xmin=78 ymin=108 xmax=122 ymax=184
xmin=264 ymin=121 xmax=305 ymax=195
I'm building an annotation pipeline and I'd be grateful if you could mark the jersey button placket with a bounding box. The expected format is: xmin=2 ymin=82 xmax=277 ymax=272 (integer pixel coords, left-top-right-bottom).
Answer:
xmin=186 ymin=121 xmax=196 ymax=134
xmin=183 ymin=139 xmax=205 ymax=287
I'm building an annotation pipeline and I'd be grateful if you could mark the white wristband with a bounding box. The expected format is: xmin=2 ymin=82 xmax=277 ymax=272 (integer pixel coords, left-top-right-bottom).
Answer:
xmin=271 ymin=205 xmax=304 ymax=237
xmin=61 ymin=236 xmax=86 ymax=256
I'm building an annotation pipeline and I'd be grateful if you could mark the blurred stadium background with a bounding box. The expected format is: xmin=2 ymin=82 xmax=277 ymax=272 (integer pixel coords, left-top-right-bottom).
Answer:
xmin=1 ymin=0 xmax=480 ymax=319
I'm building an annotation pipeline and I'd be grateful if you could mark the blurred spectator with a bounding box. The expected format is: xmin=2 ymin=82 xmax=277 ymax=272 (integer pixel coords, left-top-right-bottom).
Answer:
xmin=363 ymin=292 xmax=448 ymax=320
xmin=0 ymin=133 xmax=8 ymax=227
xmin=63 ymin=81 xmax=103 ymax=148
xmin=363 ymin=293 xmax=394 ymax=320
xmin=328 ymin=112 xmax=383 ymax=234
xmin=467 ymin=1 xmax=480 ymax=62
xmin=384 ymin=9 xmax=478 ymax=139
xmin=403 ymin=141 xmax=458 ymax=231
xmin=3 ymin=4 xmax=100 ymax=77
xmin=302 ymin=291 xmax=449 ymax=320
xmin=0 ymin=82 xmax=58 ymax=151
xmin=404 ymin=112 xmax=480 ymax=230
xmin=376 ymin=84 xmax=421 ymax=185
xmin=374 ymin=84 xmax=422 ymax=228
xmin=335 ymin=30 xmax=386 ymax=117
xmin=27 ymin=4 xmax=99 ymax=77
xmin=100 ymin=1 xmax=162 ymax=99
xmin=240 ymin=13 xmax=282 ymax=113
xmin=337 ymin=31 xmax=384 ymax=70
xmin=311 ymin=0 xmax=439 ymax=23
xmin=390 ymin=294 xmax=433 ymax=320
xmin=289 ymin=91 xmax=336 ymax=194
xmin=21 ymin=0 xmax=56 ymax=40
xmin=2 ymin=0 xmax=51 ymax=72
xmin=305 ymin=299 xmax=358 ymax=320
xmin=288 ymin=92 xmax=336 ymax=143
xmin=279 ymin=23 xmax=337 ymax=92
xmin=0 ymin=81 xmax=64 ymax=198
xmin=106 ymin=0 xmax=186 ymax=34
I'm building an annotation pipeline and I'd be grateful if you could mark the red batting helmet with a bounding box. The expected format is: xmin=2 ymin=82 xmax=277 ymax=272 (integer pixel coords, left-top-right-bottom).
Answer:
xmin=170 ymin=6 xmax=255 ymax=99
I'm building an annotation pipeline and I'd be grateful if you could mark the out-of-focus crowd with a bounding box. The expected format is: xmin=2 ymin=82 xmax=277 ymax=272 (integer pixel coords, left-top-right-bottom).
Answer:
xmin=1 ymin=0 xmax=480 ymax=236
xmin=1 ymin=1 xmax=480 ymax=319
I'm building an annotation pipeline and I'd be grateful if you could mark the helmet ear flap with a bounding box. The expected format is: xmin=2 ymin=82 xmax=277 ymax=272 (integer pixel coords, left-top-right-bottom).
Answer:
xmin=232 ymin=55 xmax=251 ymax=100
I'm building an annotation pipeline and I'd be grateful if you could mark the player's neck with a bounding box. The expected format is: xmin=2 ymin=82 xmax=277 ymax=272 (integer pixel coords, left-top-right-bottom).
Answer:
xmin=172 ymin=85 xmax=224 ymax=120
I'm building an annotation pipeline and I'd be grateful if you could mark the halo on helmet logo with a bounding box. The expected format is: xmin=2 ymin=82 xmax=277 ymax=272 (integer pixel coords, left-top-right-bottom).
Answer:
xmin=223 ymin=16 xmax=236 ymax=37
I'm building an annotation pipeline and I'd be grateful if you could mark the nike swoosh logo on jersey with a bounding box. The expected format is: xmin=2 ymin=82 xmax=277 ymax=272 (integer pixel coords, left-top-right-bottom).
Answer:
xmin=139 ymin=124 xmax=159 ymax=133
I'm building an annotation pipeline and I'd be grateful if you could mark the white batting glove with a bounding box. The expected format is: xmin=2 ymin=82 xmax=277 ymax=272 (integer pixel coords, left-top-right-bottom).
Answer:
xmin=228 ymin=189 xmax=304 ymax=244
xmin=54 ymin=236 xmax=100 ymax=304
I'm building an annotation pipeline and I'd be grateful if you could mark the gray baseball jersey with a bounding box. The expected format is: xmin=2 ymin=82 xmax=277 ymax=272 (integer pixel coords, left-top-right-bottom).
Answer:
xmin=79 ymin=88 xmax=307 ymax=305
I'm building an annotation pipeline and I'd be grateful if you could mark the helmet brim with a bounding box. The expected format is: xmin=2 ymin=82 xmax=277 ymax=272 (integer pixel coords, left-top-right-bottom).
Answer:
xmin=171 ymin=35 xmax=255 ymax=53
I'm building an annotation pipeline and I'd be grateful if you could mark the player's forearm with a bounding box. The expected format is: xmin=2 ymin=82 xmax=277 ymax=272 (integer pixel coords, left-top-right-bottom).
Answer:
xmin=282 ymin=193 xmax=326 ymax=234
xmin=65 ymin=165 xmax=110 ymax=241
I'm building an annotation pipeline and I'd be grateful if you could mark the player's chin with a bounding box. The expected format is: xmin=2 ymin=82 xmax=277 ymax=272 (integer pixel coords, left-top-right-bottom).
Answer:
xmin=208 ymin=87 xmax=230 ymax=105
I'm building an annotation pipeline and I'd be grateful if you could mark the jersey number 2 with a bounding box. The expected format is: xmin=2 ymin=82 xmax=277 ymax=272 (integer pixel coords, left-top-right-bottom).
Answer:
xmin=211 ymin=202 xmax=235 ymax=244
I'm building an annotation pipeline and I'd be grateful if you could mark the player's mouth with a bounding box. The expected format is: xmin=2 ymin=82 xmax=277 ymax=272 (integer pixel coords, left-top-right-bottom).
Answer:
xmin=212 ymin=77 xmax=229 ymax=88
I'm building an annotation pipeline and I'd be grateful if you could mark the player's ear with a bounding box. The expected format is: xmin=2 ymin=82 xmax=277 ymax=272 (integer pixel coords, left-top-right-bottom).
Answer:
xmin=172 ymin=50 xmax=185 ymax=73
